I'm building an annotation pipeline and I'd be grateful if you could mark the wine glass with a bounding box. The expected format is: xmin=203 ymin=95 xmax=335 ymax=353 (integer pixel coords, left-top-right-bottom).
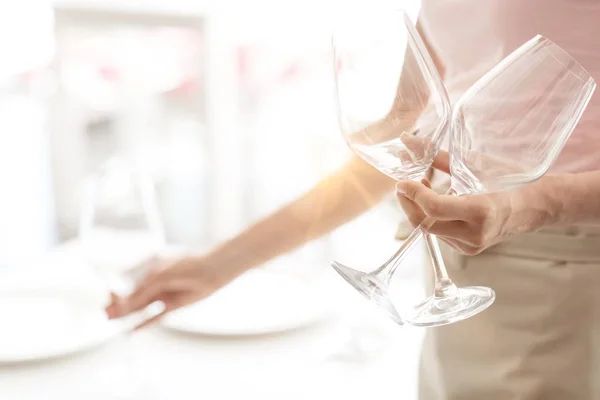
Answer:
xmin=79 ymin=155 xmax=166 ymax=398
xmin=333 ymin=29 xmax=597 ymax=327
xmin=330 ymin=8 xmax=451 ymax=325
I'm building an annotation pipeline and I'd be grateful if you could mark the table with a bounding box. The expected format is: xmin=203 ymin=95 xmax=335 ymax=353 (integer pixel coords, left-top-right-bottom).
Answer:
xmin=0 ymin=239 xmax=427 ymax=400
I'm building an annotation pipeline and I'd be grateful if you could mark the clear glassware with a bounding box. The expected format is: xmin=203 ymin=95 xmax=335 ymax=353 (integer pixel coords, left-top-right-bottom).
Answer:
xmin=402 ymin=34 xmax=596 ymax=326
xmin=330 ymin=8 xmax=451 ymax=325
xmin=332 ymin=12 xmax=597 ymax=327
xmin=79 ymin=155 xmax=166 ymax=398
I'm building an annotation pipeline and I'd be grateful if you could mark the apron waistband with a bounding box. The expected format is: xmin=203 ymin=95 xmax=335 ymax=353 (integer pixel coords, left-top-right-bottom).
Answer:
xmin=485 ymin=225 xmax=600 ymax=263
xmin=396 ymin=222 xmax=600 ymax=263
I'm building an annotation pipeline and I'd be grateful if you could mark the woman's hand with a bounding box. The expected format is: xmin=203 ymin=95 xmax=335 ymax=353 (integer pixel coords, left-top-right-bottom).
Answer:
xmin=396 ymin=152 xmax=560 ymax=255
xmin=105 ymin=254 xmax=244 ymax=330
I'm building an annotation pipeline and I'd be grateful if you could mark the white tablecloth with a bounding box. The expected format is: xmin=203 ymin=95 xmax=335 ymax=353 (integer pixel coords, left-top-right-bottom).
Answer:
xmin=0 ymin=241 xmax=427 ymax=400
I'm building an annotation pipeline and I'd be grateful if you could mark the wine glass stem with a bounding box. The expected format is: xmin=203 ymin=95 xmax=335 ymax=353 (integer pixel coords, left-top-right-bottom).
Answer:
xmin=371 ymin=186 xmax=457 ymax=288
xmin=424 ymin=233 xmax=457 ymax=298
xmin=372 ymin=224 xmax=426 ymax=287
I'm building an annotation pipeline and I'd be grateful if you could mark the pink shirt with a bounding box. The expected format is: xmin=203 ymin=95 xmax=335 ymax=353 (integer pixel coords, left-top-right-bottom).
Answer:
xmin=419 ymin=0 xmax=600 ymax=173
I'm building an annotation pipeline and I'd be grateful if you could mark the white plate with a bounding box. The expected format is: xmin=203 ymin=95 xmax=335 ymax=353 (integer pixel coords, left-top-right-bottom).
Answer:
xmin=160 ymin=268 xmax=331 ymax=336
xmin=0 ymin=287 xmax=123 ymax=364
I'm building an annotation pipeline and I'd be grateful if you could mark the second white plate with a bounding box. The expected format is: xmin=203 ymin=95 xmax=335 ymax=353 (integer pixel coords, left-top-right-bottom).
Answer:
xmin=160 ymin=268 xmax=331 ymax=336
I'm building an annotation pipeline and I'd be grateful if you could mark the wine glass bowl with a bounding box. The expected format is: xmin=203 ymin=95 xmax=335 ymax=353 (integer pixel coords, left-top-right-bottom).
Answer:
xmin=449 ymin=35 xmax=597 ymax=195
xmin=332 ymin=8 xmax=450 ymax=182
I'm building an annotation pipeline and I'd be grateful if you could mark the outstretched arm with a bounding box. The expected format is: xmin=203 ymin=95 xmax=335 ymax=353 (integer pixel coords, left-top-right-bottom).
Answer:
xmin=107 ymin=18 xmax=447 ymax=327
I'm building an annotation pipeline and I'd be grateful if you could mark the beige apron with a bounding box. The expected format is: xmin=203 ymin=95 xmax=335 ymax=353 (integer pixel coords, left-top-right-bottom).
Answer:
xmin=395 ymin=172 xmax=600 ymax=399
xmin=410 ymin=225 xmax=600 ymax=400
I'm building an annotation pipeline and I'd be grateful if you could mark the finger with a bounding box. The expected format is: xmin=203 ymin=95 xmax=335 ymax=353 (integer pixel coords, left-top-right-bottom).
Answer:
xmin=107 ymin=270 xmax=164 ymax=319
xmin=122 ymin=280 xmax=191 ymax=316
xmin=124 ymin=260 xmax=176 ymax=304
xmin=420 ymin=178 xmax=432 ymax=189
xmin=396 ymin=180 xmax=471 ymax=221
xmin=105 ymin=292 xmax=122 ymax=319
xmin=427 ymin=226 xmax=482 ymax=249
xmin=432 ymin=150 xmax=450 ymax=174
xmin=434 ymin=236 xmax=463 ymax=252
xmin=132 ymin=293 xmax=193 ymax=331
xmin=424 ymin=220 xmax=471 ymax=241
xmin=426 ymin=216 xmax=488 ymax=249
xmin=397 ymin=195 xmax=426 ymax=227
xmin=435 ymin=236 xmax=480 ymax=256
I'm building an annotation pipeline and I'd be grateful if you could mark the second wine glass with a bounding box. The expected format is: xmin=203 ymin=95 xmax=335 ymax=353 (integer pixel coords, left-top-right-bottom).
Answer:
xmin=79 ymin=155 xmax=166 ymax=398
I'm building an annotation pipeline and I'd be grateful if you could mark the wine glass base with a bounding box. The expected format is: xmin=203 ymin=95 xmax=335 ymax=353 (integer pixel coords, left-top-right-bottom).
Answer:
xmin=331 ymin=261 xmax=404 ymax=326
xmin=405 ymin=286 xmax=495 ymax=327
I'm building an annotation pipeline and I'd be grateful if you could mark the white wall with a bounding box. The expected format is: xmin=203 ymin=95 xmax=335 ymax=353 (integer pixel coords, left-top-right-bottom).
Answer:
xmin=0 ymin=94 xmax=57 ymax=269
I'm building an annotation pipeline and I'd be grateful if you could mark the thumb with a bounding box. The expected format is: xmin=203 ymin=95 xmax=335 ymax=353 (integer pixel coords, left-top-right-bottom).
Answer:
xmin=396 ymin=179 xmax=463 ymax=221
xmin=396 ymin=180 xmax=441 ymax=217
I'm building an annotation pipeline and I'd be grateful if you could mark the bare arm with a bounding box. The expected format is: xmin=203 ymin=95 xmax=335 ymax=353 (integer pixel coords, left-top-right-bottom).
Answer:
xmin=110 ymin=156 xmax=396 ymax=324
xmin=206 ymin=156 xmax=395 ymax=274
xmin=544 ymin=171 xmax=600 ymax=226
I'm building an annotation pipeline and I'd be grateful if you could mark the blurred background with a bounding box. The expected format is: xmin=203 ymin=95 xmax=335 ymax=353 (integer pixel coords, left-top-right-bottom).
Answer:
xmin=0 ymin=1 xmax=427 ymax=399
xmin=0 ymin=0 xmax=421 ymax=270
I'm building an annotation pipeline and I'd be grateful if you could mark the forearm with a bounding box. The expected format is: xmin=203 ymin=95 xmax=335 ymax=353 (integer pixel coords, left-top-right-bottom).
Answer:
xmin=510 ymin=170 xmax=600 ymax=233
xmin=206 ymin=156 xmax=395 ymax=273
xmin=545 ymin=170 xmax=600 ymax=226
